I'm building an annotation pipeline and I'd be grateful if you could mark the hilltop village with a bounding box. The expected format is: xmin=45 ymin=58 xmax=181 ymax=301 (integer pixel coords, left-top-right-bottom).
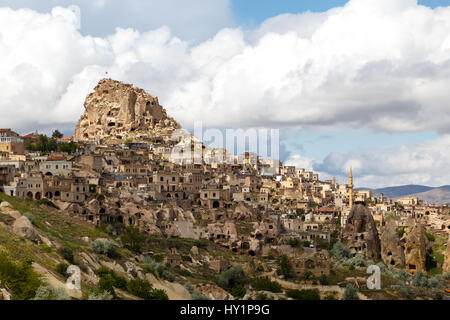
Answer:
xmin=0 ymin=79 xmax=449 ymax=300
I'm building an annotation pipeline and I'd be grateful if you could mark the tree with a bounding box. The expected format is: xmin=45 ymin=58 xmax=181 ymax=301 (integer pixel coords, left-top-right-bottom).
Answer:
xmin=58 ymin=141 xmax=78 ymax=154
xmin=52 ymin=130 xmax=63 ymax=139
xmin=278 ymin=255 xmax=293 ymax=278
xmin=35 ymin=135 xmax=58 ymax=152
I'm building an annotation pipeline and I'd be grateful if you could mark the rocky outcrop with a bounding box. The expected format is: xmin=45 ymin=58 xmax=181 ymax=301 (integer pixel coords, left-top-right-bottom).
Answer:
xmin=0 ymin=286 xmax=13 ymax=300
xmin=404 ymin=224 xmax=427 ymax=274
xmin=12 ymin=216 xmax=42 ymax=244
xmin=380 ymin=219 xmax=405 ymax=269
xmin=442 ymin=236 xmax=450 ymax=274
xmin=341 ymin=204 xmax=381 ymax=260
xmin=74 ymin=79 xmax=180 ymax=143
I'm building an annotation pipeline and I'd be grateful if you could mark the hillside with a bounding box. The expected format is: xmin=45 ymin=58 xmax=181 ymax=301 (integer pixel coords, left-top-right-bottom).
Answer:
xmin=410 ymin=188 xmax=450 ymax=205
xmin=0 ymin=194 xmax=254 ymax=300
xmin=357 ymin=184 xmax=450 ymax=204
xmin=357 ymin=185 xmax=434 ymax=198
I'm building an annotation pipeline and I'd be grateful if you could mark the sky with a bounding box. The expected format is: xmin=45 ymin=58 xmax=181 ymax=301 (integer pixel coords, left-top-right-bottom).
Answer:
xmin=1 ymin=0 xmax=450 ymax=188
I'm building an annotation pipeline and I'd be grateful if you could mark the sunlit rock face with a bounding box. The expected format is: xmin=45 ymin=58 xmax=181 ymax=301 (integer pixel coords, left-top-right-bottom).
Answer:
xmin=404 ymin=224 xmax=428 ymax=274
xmin=342 ymin=204 xmax=381 ymax=260
xmin=74 ymin=79 xmax=180 ymax=143
xmin=380 ymin=219 xmax=405 ymax=269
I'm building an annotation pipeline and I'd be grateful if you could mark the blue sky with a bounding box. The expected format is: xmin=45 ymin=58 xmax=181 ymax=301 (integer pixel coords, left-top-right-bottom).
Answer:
xmin=232 ymin=0 xmax=449 ymax=25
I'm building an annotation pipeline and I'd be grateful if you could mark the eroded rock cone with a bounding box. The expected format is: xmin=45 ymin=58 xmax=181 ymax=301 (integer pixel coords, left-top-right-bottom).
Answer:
xmin=404 ymin=224 xmax=427 ymax=274
xmin=342 ymin=204 xmax=381 ymax=260
xmin=380 ymin=219 xmax=405 ymax=268
xmin=441 ymin=236 xmax=450 ymax=273
xmin=74 ymin=79 xmax=180 ymax=143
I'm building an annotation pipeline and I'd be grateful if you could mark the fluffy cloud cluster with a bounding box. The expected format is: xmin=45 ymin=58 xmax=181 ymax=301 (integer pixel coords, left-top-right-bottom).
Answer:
xmin=302 ymin=134 xmax=450 ymax=188
xmin=2 ymin=1 xmax=450 ymax=133
xmin=2 ymin=0 xmax=450 ymax=187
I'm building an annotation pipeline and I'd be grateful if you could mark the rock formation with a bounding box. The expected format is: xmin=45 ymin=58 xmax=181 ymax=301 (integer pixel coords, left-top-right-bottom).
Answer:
xmin=74 ymin=79 xmax=180 ymax=143
xmin=12 ymin=216 xmax=42 ymax=244
xmin=403 ymin=224 xmax=427 ymax=274
xmin=442 ymin=236 xmax=450 ymax=274
xmin=341 ymin=204 xmax=381 ymax=260
xmin=380 ymin=219 xmax=405 ymax=268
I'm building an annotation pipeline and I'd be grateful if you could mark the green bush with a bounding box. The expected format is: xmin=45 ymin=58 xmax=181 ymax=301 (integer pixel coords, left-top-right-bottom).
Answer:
xmin=216 ymin=265 xmax=247 ymax=290
xmin=256 ymin=292 xmax=269 ymax=300
xmin=126 ymin=279 xmax=169 ymax=300
xmin=87 ymin=290 xmax=114 ymax=300
xmin=121 ymin=227 xmax=146 ymax=254
xmin=97 ymin=267 xmax=127 ymax=290
xmin=56 ymin=263 xmax=69 ymax=278
xmin=90 ymin=239 xmax=119 ymax=258
xmin=127 ymin=279 xmax=153 ymax=299
xmin=318 ymin=274 xmax=330 ymax=285
xmin=23 ymin=212 xmax=36 ymax=225
xmin=399 ymin=286 xmax=410 ymax=299
xmin=299 ymin=271 xmax=315 ymax=281
xmin=344 ymin=254 xmax=368 ymax=268
xmin=58 ymin=247 xmax=75 ymax=264
xmin=412 ymin=270 xmax=429 ymax=287
xmin=331 ymin=241 xmax=351 ymax=260
xmin=287 ymin=238 xmax=301 ymax=248
xmin=343 ymin=284 xmax=359 ymax=300
xmin=424 ymin=230 xmax=435 ymax=242
xmin=286 ymin=289 xmax=320 ymax=300
xmin=251 ymin=277 xmax=282 ymax=293
xmin=0 ymin=253 xmax=43 ymax=300
xmin=231 ymin=283 xmax=247 ymax=298
xmin=151 ymin=288 xmax=169 ymax=300
xmin=96 ymin=267 xmax=127 ymax=299
xmin=141 ymin=256 xmax=173 ymax=281
xmin=33 ymin=281 xmax=70 ymax=300
xmin=38 ymin=198 xmax=59 ymax=209
xmin=191 ymin=290 xmax=210 ymax=300
xmin=278 ymin=255 xmax=293 ymax=278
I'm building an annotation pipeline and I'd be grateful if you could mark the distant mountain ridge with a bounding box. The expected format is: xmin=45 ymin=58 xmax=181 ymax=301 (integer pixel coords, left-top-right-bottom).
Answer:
xmin=356 ymin=184 xmax=450 ymax=204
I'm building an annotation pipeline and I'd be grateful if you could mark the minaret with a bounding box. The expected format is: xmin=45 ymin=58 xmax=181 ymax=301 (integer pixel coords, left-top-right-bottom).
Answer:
xmin=349 ymin=168 xmax=354 ymax=209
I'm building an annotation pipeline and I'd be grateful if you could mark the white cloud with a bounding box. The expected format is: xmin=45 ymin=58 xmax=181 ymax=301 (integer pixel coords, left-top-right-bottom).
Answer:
xmin=3 ymin=1 xmax=450 ymax=134
xmin=312 ymin=134 xmax=450 ymax=188
xmin=284 ymin=154 xmax=314 ymax=171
